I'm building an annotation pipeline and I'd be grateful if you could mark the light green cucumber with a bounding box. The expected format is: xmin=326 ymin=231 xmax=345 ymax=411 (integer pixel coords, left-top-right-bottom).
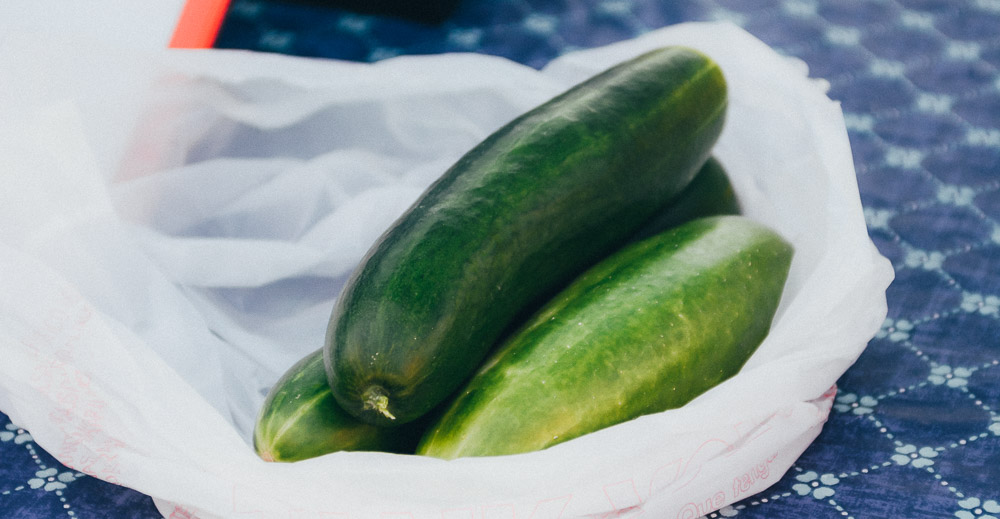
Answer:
xmin=416 ymin=215 xmax=793 ymax=459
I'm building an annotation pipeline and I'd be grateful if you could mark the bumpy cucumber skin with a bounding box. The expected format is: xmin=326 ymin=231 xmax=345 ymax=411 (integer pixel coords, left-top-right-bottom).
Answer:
xmin=498 ymin=156 xmax=742 ymax=345
xmin=416 ymin=216 xmax=793 ymax=459
xmin=253 ymin=349 xmax=412 ymax=462
xmin=325 ymin=46 xmax=729 ymax=426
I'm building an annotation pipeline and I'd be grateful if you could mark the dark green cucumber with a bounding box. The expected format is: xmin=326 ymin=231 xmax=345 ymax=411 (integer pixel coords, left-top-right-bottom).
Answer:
xmin=416 ymin=216 xmax=793 ymax=459
xmin=325 ymin=46 xmax=728 ymax=425
xmin=631 ymin=156 xmax=740 ymax=241
xmin=253 ymin=349 xmax=416 ymax=462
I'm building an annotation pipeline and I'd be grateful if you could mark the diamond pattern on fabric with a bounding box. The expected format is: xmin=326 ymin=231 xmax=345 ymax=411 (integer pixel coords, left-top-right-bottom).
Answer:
xmin=892 ymin=204 xmax=994 ymax=251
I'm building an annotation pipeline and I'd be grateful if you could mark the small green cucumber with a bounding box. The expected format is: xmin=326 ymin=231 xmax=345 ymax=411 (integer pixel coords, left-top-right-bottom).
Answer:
xmin=253 ymin=349 xmax=416 ymax=462
xmin=325 ymin=46 xmax=729 ymax=426
xmin=416 ymin=215 xmax=793 ymax=459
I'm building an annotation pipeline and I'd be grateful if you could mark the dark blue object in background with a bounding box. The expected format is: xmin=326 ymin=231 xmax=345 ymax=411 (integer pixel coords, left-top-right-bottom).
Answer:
xmin=2 ymin=1 xmax=999 ymax=517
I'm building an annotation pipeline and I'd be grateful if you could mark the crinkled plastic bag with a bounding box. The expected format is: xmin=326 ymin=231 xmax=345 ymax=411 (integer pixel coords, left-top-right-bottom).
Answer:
xmin=0 ymin=22 xmax=893 ymax=519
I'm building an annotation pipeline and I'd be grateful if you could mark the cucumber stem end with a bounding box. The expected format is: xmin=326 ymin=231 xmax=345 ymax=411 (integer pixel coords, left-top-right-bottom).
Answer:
xmin=362 ymin=385 xmax=396 ymax=421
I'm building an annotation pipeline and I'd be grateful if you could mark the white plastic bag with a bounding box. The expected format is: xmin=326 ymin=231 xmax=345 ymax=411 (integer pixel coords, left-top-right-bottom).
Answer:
xmin=0 ymin=22 xmax=893 ymax=519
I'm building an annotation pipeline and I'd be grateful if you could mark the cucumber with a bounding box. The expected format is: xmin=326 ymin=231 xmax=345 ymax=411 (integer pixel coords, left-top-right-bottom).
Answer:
xmin=416 ymin=216 xmax=793 ymax=459
xmin=253 ymin=349 xmax=416 ymax=462
xmin=631 ymin=156 xmax=740 ymax=241
xmin=253 ymin=158 xmax=739 ymax=461
xmin=325 ymin=46 xmax=729 ymax=426
xmin=494 ymin=156 xmax=742 ymax=350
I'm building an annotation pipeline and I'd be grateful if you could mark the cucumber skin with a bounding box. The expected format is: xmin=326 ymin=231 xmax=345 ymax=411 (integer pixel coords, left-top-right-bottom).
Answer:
xmin=253 ymin=349 xmax=415 ymax=462
xmin=251 ymin=158 xmax=740 ymax=461
xmin=631 ymin=157 xmax=740 ymax=241
xmin=416 ymin=216 xmax=793 ymax=459
xmin=325 ymin=46 xmax=729 ymax=426
xmin=495 ymin=156 xmax=742 ymax=350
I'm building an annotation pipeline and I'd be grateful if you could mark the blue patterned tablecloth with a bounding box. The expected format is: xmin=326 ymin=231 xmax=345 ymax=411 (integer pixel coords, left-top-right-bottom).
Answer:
xmin=3 ymin=0 xmax=999 ymax=517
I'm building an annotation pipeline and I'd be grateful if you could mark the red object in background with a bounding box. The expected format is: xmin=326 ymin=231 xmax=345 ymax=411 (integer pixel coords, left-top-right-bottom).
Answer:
xmin=169 ymin=0 xmax=461 ymax=49
xmin=170 ymin=0 xmax=231 ymax=48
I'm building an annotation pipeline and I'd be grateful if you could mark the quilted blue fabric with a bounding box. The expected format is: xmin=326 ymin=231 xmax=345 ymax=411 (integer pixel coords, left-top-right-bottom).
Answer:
xmin=2 ymin=0 xmax=999 ymax=517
